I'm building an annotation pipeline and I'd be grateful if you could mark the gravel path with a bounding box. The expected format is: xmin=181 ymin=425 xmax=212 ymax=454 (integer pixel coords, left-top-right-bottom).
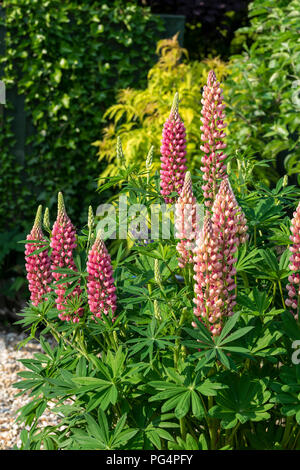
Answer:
xmin=0 ymin=330 xmax=61 ymax=450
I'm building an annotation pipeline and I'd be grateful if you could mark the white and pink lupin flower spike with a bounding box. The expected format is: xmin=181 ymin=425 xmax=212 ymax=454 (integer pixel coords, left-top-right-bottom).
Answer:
xmin=25 ymin=205 xmax=53 ymax=307
xmin=200 ymin=70 xmax=227 ymax=208
xmin=87 ymin=230 xmax=117 ymax=320
xmin=160 ymin=92 xmax=187 ymax=204
xmin=193 ymin=178 xmax=248 ymax=336
xmin=285 ymin=201 xmax=300 ymax=318
xmin=193 ymin=214 xmax=223 ymax=336
xmin=175 ymin=171 xmax=199 ymax=268
xmin=50 ymin=192 xmax=83 ymax=323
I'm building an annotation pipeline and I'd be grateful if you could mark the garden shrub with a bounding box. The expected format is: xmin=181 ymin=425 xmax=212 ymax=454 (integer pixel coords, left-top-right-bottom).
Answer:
xmin=14 ymin=69 xmax=300 ymax=450
xmin=0 ymin=0 xmax=163 ymax=232
xmin=93 ymin=34 xmax=227 ymax=181
xmin=225 ymin=0 xmax=300 ymax=185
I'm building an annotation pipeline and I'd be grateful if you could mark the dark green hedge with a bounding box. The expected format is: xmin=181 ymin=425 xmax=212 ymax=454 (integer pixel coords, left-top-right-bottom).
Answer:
xmin=0 ymin=0 xmax=163 ymax=233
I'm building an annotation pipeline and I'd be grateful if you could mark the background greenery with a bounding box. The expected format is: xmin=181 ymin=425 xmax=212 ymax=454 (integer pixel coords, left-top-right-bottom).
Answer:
xmin=0 ymin=0 xmax=163 ymax=303
xmin=0 ymin=0 xmax=299 ymax=307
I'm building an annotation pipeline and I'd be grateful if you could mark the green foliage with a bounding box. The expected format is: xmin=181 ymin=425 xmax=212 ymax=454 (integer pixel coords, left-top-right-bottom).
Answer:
xmin=94 ymin=34 xmax=227 ymax=180
xmin=13 ymin=161 xmax=300 ymax=450
xmin=225 ymin=0 xmax=300 ymax=185
xmin=0 ymin=0 xmax=162 ymax=232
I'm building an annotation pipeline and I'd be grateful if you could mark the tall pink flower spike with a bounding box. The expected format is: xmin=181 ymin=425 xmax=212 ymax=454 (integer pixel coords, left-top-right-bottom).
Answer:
xmin=285 ymin=201 xmax=300 ymax=319
xmin=50 ymin=192 xmax=83 ymax=323
xmin=175 ymin=171 xmax=199 ymax=268
xmin=25 ymin=205 xmax=53 ymax=306
xmin=193 ymin=178 xmax=248 ymax=336
xmin=160 ymin=92 xmax=187 ymax=204
xmin=193 ymin=214 xmax=224 ymax=336
xmin=87 ymin=230 xmax=117 ymax=320
xmin=200 ymin=70 xmax=227 ymax=208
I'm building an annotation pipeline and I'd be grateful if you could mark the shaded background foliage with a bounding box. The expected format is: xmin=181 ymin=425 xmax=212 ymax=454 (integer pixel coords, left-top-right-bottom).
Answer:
xmin=139 ymin=0 xmax=251 ymax=59
xmin=0 ymin=0 xmax=163 ymax=304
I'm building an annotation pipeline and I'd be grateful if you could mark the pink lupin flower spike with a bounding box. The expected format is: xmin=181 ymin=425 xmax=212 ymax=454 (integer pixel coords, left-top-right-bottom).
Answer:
xmin=285 ymin=201 xmax=300 ymax=318
xmin=211 ymin=178 xmax=244 ymax=318
xmin=50 ymin=192 xmax=83 ymax=323
xmin=175 ymin=171 xmax=199 ymax=268
xmin=200 ymin=70 xmax=227 ymax=208
xmin=193 ymin=214 xmax=223 ymax=336
xmin=87 ymin=230 xmax=117 ymax=320
xmin=25 ymin=205 xmax=53 ymax=306
xmin=160 ymin=92 xmax=187 ymax=204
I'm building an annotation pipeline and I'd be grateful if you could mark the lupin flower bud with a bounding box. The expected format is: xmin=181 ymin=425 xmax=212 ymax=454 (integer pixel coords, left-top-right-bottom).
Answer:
xmin=154 ymin=299 xmax=162 ymax=320
xmin=146 ymin=145 xmax=154 ymax=170
xmin=117 ymin=136 xmax=126 ymax=166
xmin=87 ymin=230 xmax=117 ymax=320
xmin=25 ymin=205 xmax=53 ymax=306
xmin=154 ymin=259 xmax=163 ymax=289
xmin=160 ymin=92 xmax=187 ymax=204
xmin=43 ymin=207 xmax=50 ymax=233
xmin=200 ymin=70 xmax=228 ymax=208
xmin=285 ymin=201 xmax=300 ymax=317
xmin=50 ymin=192 xmax=83 ymax=323
xmin=88 ymin=205 xmax=94 ymax=231
xmin=175 ymin=171 xmax=199 ymax=268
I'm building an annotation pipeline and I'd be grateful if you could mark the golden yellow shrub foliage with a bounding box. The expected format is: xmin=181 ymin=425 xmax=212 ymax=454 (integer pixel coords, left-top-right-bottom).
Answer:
xmin=93 ymin=34 xmax=227 ymax=181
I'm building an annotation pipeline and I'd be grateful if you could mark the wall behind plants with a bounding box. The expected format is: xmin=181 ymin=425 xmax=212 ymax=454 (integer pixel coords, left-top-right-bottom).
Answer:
xmin=0 ymin=0 xmax=162 ymax=304
xmin=139 ymin=0 xmax=251 ymax=60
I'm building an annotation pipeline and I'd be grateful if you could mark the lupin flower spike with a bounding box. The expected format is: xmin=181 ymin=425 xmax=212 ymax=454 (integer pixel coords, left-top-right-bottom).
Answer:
xmin=160 ymin=92 xmax=187 ymax=204
xmin=43 ymin=207 xmax=50 ymax=233
xmin=193 ymin=214 xmax=223 ymax=336
xmin=146 ymin=145 xmax=154 ymax=170
xmin=200 ymin=70 xmax=228 ymax=208
xmin=50 ymin=192 xmax=83 ymax=322
xmin=117 ymin=136 xmax=126 ymax=166
xmin=25 ymin=205 xmax=53 ymax=306
xmin=285 ymin=201 xmax=300 ymax=318
xmin=154 ymin=299 xmax=162 ymax=320
xmin=175 ymin=171 xmax=199 ymax=268
xmin=154 ymin=259 xmax=163 ymax=289
xmin=88 ymin=205 xmax=94 ymax=231
xmin=87 ymin=229 xmax=117 ymax=320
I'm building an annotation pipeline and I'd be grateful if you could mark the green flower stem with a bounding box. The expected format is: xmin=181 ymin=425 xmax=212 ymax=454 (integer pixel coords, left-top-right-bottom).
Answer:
xmin=208 ymin=396 xmax=217 ymax=450
xmin=43 ymin=318 xmax=89 ymax=361
xmin=281 ymin=416 xmax=294 ymax=448
xmin=180 ymin=417 xmax=187 ymax=440
xmin=174 ymin=310 xmax=185 ymax=369
xmin=278 ymin=279 xmax=286 ymax=309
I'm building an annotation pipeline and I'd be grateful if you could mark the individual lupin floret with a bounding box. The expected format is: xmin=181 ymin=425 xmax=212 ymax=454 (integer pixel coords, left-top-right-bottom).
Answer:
xmin=87 ymin=230 xmax=117 ymax=320
xmin=160 ymin=92 xmax=187 ymax=204
xmin=25 ymin=205 xmax=53 ymax=306
xmin=285 ymin=201 xmax=300 ymax=317
xmin=50 ymin=192 xmax=83 ymax=323
xmin=199 ymin=70 xmax=228 ymax=208
xmin=175 ymin=171 xmax=199 ymax=268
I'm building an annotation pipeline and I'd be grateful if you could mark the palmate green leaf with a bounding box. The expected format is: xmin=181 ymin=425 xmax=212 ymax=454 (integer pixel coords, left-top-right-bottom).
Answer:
xmin=270 ymin=365 xmax=300 ymax=423
xmin=235 ymin=245 xmax=262 ymax=273
xmin=208 ymin=376 xmax=274 ymax=429
xmin=185 ymin=313 xmax=253 ymax=369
